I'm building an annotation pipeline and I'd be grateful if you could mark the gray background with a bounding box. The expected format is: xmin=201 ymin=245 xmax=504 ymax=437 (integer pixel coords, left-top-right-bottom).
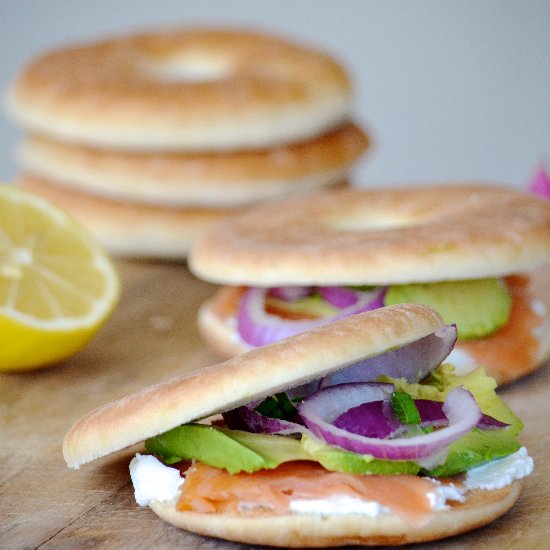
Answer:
xmin=1 ymin=0 xmax=548 ymax=188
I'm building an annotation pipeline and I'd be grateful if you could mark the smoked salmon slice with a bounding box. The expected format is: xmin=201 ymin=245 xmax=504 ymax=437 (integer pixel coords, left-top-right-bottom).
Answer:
xmin=177 ymin=461 xmax=444 ymax=527
xmin=457 ymin=275 xmax=541 ymax=383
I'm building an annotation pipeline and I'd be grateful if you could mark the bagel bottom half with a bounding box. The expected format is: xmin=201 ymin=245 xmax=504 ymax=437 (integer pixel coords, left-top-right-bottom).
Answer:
xmin=197 ymin=270 xmax=550 ymax=385
xmin=149 ymin=480 xmax=522 ymax=547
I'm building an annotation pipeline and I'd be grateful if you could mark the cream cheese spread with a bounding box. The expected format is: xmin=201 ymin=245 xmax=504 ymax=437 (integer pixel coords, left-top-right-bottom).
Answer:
xmin=289 ymin=496 xmax=389 ymax=516
xmin=130 ymin=453 xmax=183 ymax=506
xmin=289 ymin=481 xmax=465 ymax=516
xmin=464 ymin=447 xmax=533 ymax=491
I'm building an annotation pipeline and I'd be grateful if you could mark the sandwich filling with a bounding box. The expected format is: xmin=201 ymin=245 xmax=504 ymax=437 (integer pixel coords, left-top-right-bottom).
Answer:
xmin=131 ymin=447 xmax=531 ymax=526
xmin=210 ymin=275 xmax=545 ymax=380
xmin=131 ymin=326 xmax=532 ymax=526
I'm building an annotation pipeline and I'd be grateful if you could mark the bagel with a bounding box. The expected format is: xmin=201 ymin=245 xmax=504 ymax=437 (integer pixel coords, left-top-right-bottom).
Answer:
xmin=63 ymin=304 xmax=533 ymax=546
xmin=19 ymin=174 xmax=231 ymax=259
xmin=190 ymin=184 xmax=550 ymax=285
xmin=18 ymin=122 xmax=368 ymax=207
xmin=5 ymin=28 xmax=351 ymax=151
xmin=188 ymin=184 xmax=550 ymax=384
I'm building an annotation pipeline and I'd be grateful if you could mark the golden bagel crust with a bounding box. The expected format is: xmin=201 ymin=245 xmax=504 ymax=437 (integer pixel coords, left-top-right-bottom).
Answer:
xmin=150 ymin=480 xmax=523 ymax=547
xmin=6 ymin=28 xmax=351 ymax=151
xmin=63 ymin=304 xmax=444 ymax=468
xmin=189 ymin=184 xmax=550 ymax=285
xmin=18 ymin=123 xmax=368 ymax=206
xmin=20 ymin=175 xmax=230 ymax=259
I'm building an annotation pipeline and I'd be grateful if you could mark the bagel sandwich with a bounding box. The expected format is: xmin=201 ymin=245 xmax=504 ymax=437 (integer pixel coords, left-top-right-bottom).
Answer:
xmin=63 ymin=304 xmax=533 ymax=547
xmin=188 ymin=183 xmax=550 ymax=385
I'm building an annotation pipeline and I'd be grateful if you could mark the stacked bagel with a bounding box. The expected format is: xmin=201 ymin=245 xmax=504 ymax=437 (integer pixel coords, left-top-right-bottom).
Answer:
xmin=5 ymin=28 xmax=369 ymax=259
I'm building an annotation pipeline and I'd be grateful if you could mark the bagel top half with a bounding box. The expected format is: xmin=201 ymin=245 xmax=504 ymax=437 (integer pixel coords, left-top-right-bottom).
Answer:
xmin=63 ymin=303 xmax=444 ymax=469
xmin=5 ymin=27 xmax=351 ymax=151
xmin=189 ymin=183 xmax=550 ymax=286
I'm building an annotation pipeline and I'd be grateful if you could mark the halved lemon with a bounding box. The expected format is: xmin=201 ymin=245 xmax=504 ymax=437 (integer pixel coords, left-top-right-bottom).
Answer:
xmin=0 ymin=184 xmax=120 ymax=371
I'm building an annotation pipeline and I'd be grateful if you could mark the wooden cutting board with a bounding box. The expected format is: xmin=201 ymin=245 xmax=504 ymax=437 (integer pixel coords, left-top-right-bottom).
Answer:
xmin=1 ymin=260 xmax=549 ymax=549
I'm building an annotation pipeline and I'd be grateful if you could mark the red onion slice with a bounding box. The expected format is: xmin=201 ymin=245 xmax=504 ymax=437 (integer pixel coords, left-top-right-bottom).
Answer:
xmin=528 ymin=165 xmax=550 ymax=200
xmin=298 ymin=383 xmax=481 ymax=461
xmin=268 ymin=286 xmax=314 ymax=301
xmin=223 ymin=406 xmax=306 ymax=435
xmin=414 ymin=399 xmax=510 ymax=430
xmin=332 ymin=397 xmax=508 ymax=438
xmin=224 ymin=383 xmax=394 ymax=437
xmin=318 ymin=286 xmax=386 ymax=310
xmin=321 ymin=324 xmax=457 ymax=386
xmin=238 ymin=286 xmax=386 ymax=347
xmin=286 ymin=325 xmax=456 ymax=399
xmin=333 ymin=399 xmax=402 ymax=439
xmin=318 ymin=286 xmax=358 ymax=308
xmin=318 ymin=286 xmax=365 ymax=308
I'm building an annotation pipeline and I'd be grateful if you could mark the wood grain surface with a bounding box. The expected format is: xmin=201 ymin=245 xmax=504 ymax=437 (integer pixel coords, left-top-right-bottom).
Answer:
xmin=1 ymin=260 xmax=548 ymax=549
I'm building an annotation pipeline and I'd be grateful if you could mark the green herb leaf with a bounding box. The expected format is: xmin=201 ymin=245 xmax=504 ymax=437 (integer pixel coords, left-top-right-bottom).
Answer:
xmin=347 ymin=285 xmax=377 ymax=292
xmin=254 ymin=393 xmax=297 ymax=420
xmin=391 ymin=391 xmax=421 ymax=425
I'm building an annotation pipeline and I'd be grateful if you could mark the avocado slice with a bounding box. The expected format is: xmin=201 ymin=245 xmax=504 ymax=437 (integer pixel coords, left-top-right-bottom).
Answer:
xmin=425 ymin=427 xmax=520 ymax=477
xmin=145 ymin=424 xmax=310 ymax=474
xmin=384 ymin=278 xmax=512 ymax=339
xmin=146 ymin=423 xmax=519 ymax=478
xmin=301 ymin=435 xmax=421 ymax=475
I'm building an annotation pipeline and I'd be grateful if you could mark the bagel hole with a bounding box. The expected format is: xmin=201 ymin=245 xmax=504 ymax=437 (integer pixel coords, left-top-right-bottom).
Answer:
xmin=328 ymin=214 xmax=418 ymax=231
xmin=141 ymin=55 xmax=232 ymax=83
